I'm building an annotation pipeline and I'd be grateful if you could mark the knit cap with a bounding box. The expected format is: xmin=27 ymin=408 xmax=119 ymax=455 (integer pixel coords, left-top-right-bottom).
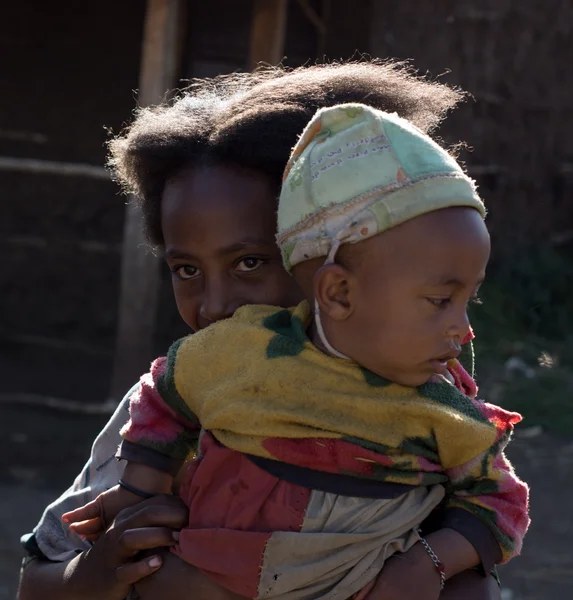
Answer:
xmin=277 ymin=103 xmax=485 ymax=271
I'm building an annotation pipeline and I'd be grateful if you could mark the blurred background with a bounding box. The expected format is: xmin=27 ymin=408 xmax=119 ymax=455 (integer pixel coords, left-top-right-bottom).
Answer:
xmin=1 ymin=1 xmax=572 ymax=598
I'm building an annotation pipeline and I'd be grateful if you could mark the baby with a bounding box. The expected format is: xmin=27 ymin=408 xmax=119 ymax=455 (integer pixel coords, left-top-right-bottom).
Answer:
xmin=65 ymin=104 xmax=529 ymax=600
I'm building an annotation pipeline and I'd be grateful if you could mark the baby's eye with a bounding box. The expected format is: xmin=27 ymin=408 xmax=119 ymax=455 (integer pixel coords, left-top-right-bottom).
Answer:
xmin=172 ymin=265 xmax=200 ymax=280
xmin=427 ymin=297 xmax=451 ymax=308
xmin=236 ymin=257 xmax=264 ymax=272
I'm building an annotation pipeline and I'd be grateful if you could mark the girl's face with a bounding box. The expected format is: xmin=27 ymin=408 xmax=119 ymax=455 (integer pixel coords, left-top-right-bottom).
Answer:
xmin=161 ymin=164 xmax=304 ymax=332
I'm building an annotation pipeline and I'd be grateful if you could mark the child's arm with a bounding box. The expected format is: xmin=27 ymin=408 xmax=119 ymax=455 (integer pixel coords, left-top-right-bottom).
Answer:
xmin=64 ymin=346 xmax=201 ymax=537
xmin=119 ymin=351 xmax=202 ymax=468
xmin=362 ymin=529 xmax=491 ymax=600
xmin=441 ymin=401 xmax=530 ymax=565
xmin=63 ymin=463 xmax=174 ymax=537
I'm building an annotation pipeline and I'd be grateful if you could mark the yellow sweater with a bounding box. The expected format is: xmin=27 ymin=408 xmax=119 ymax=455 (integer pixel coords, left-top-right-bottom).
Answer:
xmin=123 ymin=301 xmax=529 ymax=562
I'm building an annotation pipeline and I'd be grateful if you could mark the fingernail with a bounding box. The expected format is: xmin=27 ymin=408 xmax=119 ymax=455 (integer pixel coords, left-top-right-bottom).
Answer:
xmin=148 ymin=556 xmax=161 ymax=568
xmin=62 ymin=516 xmax=69 ymax=523
xmin=172 ymin=532 xmax=180 ymax=541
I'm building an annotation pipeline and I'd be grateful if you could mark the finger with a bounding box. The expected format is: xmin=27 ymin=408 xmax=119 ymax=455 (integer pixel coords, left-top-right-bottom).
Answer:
xmin=69 ymin=521 xmax=103 ymax=537
xmin=62 ymin=499 xmax=102 ymax=524
xmin=116 ymin=527 xmax=178 ymax=561
xmin=115 ymin=555 xmax=163 ymax=585
xmin=114 ymin=494 xmax=187 ymax=523
xmin=68 ymin=517 xmax=104 ymax=537
xmin=114 ymin=502 xmax=188 ymax=533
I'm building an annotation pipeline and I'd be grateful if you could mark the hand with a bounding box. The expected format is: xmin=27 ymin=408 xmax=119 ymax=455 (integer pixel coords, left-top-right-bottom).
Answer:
xmin=363 ymin=542 xmax=442 ymax=600
xmin=63 ymin=484 xmax=142 ymax=540
xmin=61 ymin=495 xmax=188 ymax=600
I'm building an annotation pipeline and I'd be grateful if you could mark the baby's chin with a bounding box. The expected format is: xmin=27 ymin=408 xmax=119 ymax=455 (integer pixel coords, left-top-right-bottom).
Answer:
xmin=371 ymin=368 xmax=434 ymax=389
xmin=392 ymin=365 xmax=457 ymax=388
xmin=398 ymin=375 xmax=434 ymax=388
xmin=363 ymin=361 xmax=447 ymax=388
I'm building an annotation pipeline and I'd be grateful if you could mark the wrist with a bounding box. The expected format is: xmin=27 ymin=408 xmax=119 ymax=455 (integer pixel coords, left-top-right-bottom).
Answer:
xmin=421 ymin=528 xmax=480 ymax=579
xmin=416 ymin=531 xmax=446 ymax=591
xmin=122 ymin=462 xmax=173 ymax=495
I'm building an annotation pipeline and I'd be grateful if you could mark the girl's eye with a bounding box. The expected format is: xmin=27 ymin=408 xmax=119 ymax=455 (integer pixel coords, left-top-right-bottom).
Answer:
xmin=173 ymin=265 xmax=200 ymax=280
xmin=236 ymin=257 xmax=264 ymax=272
xmin=427 ymin=297 xmax=451 ymax=308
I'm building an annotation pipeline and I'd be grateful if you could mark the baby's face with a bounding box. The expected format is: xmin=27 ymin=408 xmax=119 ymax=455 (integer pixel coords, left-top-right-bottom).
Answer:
xmin=333 ymin=207 xmax=490 ymax=387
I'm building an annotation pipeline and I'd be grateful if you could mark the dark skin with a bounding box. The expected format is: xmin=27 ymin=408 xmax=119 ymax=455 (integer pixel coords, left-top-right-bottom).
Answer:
xmin=308 ymin=207 xmax=491 ymax=387
xmin=18 ymin=496 xmax=188 ymax=600
xmin=19 ymin=166 xmax=501 ymax=600
xmin=161 ymin=164 xmax=303 ymax=330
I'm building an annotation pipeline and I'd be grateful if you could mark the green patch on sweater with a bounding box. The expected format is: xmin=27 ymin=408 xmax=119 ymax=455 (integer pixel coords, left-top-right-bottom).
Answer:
xmin=399 ymin=432 xmax=439 ymax=462
xmin=140 ymin=431 xmax=199 ymax=461
xmin=446 ymin=475 xmax=499 ymax=497
xmin=418 ymin=379 xmax=490 ymax=425
xmin=264 ymin=309 xmax=308 ymax=359
xmin=343 ymin=435 xmax=393 ymax=455
xmin=158 ymin=338 xmax=200 ymax=426
xmin=360 ymin=367 xmax=392 ymax=387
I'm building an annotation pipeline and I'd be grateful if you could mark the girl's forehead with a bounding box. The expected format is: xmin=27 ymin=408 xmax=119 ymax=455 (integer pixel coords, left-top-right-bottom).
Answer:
xmin=163 ymin=164 xmax=275 ymax=212
xmin=161 ymin=164 xmax=279 ymax=252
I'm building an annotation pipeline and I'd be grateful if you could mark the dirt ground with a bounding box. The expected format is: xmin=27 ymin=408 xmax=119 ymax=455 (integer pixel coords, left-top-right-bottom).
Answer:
xmin=1 ymin=403 xmax=572 ymax=600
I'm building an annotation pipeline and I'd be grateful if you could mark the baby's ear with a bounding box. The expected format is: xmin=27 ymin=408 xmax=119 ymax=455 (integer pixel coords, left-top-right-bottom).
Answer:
xmin=313 ymin=264 xmax=355 ymax=321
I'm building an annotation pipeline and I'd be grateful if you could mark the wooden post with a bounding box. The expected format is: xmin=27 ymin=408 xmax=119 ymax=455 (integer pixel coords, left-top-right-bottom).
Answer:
xmin=109 ymin=0 xmax=186 ymax=402
xmin=249 ymin=0 xmax=288 ymax=69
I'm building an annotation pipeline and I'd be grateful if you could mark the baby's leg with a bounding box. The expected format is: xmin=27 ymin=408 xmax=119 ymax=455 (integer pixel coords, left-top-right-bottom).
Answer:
xmin=440 ymin=570 xmax=501 ymax=600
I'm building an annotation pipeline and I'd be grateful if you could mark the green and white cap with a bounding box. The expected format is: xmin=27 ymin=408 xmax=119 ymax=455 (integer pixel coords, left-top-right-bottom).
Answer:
xmin=277 ymin=103 xmax=485 ymax=271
